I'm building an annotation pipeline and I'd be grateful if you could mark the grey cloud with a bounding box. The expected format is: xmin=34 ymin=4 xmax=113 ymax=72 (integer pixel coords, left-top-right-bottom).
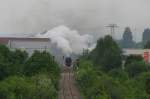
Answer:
xmin=0 ymin=0 xmax=150 ymax=42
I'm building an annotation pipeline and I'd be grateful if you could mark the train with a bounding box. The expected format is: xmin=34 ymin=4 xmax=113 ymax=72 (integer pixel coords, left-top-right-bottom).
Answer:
xmin=65 ymin=57 xmax=72 ymax=67
xmin=64 ymin=56 xmax=80 ymax=68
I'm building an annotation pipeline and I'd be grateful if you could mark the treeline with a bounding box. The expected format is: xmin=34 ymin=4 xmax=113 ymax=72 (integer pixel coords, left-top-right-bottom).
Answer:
xmin=75 ymin=35 xmax=150 ymax=99
xmin=118 ymin=27 xmax=150 ymax=49
xmin=0 ymin=44 xmax=60 ymax=99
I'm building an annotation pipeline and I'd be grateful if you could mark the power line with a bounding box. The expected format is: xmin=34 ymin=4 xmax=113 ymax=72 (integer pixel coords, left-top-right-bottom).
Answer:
xmin=106 ymin=24 xmax=119 ymax=39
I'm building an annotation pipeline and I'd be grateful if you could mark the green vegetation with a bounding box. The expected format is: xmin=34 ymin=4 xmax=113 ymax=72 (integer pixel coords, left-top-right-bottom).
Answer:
xmin=125 ymin=61 xmax=149 ymax=78
xmin=143 ymin=28 xmax=150 ymax=45
xmin=124 ymin=55 xmax=143 ymax=66
xmin=144 ymin=41 xmax=150 ymax=49
xmin=120 ymin=27 xmax=135 ymax=48
xmin=75 ymin=35 xmax=150 ymax=99
xmin=90 ymin=35 xmax=122 ymax=72
xmin=117 ymin=27 xmax=150 ymax=49
xmin=0 ymin=44 xmax=60 ymax=99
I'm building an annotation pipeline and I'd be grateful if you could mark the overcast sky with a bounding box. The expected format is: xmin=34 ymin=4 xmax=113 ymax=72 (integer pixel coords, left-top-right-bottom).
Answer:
xmin=0 ymin=0 xmax=150 ymax=42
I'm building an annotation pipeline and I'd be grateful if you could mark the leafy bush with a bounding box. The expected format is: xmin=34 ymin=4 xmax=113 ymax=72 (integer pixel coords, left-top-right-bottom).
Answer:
xmin=23 ymin=51 xmax=60 ymax=89
xmin=24 ymin=51 xmax=60 ymax=76
xmin=108 ymin=69 xmax=129 ymax=82
xmin=75 ymin=59 xmax=150 ymax=99
xmin=0 ymin=45 xmax=11 ymax=63
xmin=125 ymin=61 xmax=149 ymax=77
xmin=31 ymin=74 xmax=57 ymax=99
xmin=0 ymin=45 xmax=28 ymax=80
xmin=0 ymin=45 xmax=60 ymax=98
xmin=137 ymin=72 xmax=150 ymax=95
xmin=125 ymin=55 xmax=143 ymax=66
xmin=0 ymin=63 xmax=10 ymax=80
xmin=0 ymin=75 xmax=58 ymax=99
xmin=75 ymin=60 xmax=126 ymax=99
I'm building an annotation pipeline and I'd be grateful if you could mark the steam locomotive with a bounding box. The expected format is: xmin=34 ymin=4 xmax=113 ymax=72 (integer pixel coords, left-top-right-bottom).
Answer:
xmin=65 ymin=57 xmax=72 ymax=67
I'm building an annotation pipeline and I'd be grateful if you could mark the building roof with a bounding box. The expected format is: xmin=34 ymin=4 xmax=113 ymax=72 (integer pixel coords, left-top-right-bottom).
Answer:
xmin=0 ymin=37 xmax=50 ymax=44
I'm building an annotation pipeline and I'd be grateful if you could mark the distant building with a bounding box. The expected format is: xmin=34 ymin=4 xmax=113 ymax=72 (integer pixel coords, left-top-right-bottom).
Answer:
xmin=0 ymin=37 xmax=67 ymax=65
xmin=123 ymin=49 xmax=150 ymax=63
xmin=0 ymin=37 xmax=51 ymax=55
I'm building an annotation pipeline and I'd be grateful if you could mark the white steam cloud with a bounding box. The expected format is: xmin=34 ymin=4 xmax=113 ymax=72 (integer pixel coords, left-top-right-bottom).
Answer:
xmin=36 ymin=25 xmax=94 ymax=55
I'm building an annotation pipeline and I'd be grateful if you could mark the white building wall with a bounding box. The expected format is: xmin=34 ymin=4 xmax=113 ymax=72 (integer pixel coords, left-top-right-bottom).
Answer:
xmin=5 ymin=39 xmax=66 ymax=65
xmin=123 ymin=49 xmax=150 ymax=62
xmin=8 ymin=40 xmax=52 ymax=55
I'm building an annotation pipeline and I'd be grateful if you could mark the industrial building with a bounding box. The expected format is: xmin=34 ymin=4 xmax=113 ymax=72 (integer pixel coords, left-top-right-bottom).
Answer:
xmin=0 ymin=37 xmax=51 ymax=55
xmin=123 ymin=49 xmax=150 ymax=63
xmin=0 ymin=37 xmax=66 ymax=65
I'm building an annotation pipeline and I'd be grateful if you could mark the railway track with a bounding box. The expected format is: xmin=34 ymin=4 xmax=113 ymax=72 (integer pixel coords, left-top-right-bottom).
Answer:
xmin=58 ymin=67 xmax=80 ymax=99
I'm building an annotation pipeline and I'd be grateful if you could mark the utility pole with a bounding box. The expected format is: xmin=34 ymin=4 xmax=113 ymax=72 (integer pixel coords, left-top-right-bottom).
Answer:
xmin=106 ymin=24 xmax=118 ymax=39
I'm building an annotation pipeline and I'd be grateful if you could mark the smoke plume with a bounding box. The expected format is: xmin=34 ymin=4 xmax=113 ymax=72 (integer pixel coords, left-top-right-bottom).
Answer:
xmin=36 ymin=25 xmax=94 ymax=55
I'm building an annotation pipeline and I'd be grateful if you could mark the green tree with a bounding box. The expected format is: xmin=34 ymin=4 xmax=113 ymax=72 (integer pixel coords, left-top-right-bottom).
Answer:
xmin=0 ymin=44 xmax=11 ymax=62
xmin=10 ymin=49 xmax=28 ymax=64
xmin=0 ymin=45 xmax=28 ymax=79
xmin=108 ymin=69 xmax=129 ymax=82
xmin=0 ymin=75 xmax=58 ymax=99
xmin=23 ymin=51 xmax=60 ymax=89
xmin=125 ymin=61 xmax=149 ymax=78
xmin=90 ymin=35 xmax=122 ymax=72
xmin=75 ymin=58 xmax=150 ymax=99
xmin=0 ymin=63 xmax=10 ymax=80
xmin=24 ymin=51 xmax=59 ymax=76
xmin=125 ymin=55 xmax=143 ymax=66
xmin=143 ymin=28 xmax=150 ymax=44
xmin=0 ymin=45 xmax=60 ymax=98
xmin=75 ymin=60 xmax=126 ymax=99
xmin=124 ymin=79 xmax=149 ymax=99
xmin=121 ymin=27 xmax=135 ymax=48
xmin=137 ymin=72 xmax=150 ymax=94
xmin=8 ymin=50 xmax=28 ymax=75
xmin=144 ymin=41 xmax=150 ymax=49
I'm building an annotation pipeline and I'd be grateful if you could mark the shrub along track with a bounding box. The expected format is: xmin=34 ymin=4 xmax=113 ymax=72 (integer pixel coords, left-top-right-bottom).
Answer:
xmin=58 ymin=67 xmax=81 ymax=99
